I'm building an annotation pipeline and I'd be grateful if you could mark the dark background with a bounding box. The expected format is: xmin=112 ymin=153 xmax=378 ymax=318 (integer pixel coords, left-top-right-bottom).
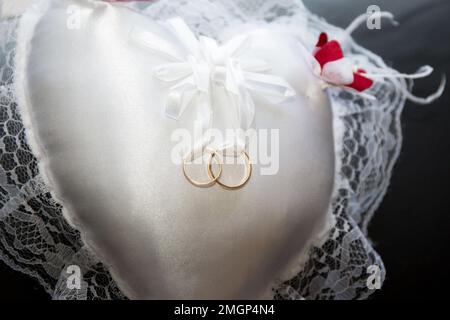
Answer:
xmin=304 ymin=0 xmax=450 ymax=300
xmin=1 ymin=0 xmax=449 ymax=300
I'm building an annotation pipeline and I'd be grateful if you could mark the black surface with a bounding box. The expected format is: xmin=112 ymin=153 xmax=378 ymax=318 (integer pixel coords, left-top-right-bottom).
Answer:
xmin=1 ymin=0 xmax=449 ymax=300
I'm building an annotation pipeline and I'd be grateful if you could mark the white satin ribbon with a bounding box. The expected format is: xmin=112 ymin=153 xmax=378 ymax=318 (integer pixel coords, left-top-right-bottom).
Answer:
xmin=130 ymin=17 xmax=296 ymax=134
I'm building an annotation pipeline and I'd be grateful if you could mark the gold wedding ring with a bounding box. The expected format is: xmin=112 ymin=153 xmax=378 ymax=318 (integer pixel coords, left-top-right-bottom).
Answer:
xmin=182 ymin=148 xmax=253 ymax=190
xmin=182 ymin=149 xmax=223 ymax=187
xmin=207 ymin=151 xmax=252 ymax=190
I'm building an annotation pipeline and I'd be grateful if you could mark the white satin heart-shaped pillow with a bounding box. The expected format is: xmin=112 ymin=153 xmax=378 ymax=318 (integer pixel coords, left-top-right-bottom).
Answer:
xmin=17 ymin=0 xmax=335 ymax=299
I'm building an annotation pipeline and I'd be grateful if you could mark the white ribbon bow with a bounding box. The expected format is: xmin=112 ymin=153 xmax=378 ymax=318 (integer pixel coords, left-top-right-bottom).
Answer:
xmin=130 ymin=17 xmax=296 ymax=134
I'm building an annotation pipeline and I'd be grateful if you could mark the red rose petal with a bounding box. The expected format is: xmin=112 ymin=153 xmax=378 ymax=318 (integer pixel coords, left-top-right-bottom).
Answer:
xmin=315 ymin=32 xmax=328 ymax=48
xmin=357 ymin=68 xmax=367 ymax=74
xmin=314 ymin=40 xmax=344 ymax=69
xmin=347 ymin=72 xmax=373 ymax=92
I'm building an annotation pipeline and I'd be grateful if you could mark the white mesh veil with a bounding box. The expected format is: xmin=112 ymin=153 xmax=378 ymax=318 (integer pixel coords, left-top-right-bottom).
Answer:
xmin=0 ymin=0 xmax=426 ymax=299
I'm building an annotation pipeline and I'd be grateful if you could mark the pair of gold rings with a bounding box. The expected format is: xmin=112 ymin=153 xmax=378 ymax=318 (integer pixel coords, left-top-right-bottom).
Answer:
xmin=182 ymin=149 xmax=252 ymax=190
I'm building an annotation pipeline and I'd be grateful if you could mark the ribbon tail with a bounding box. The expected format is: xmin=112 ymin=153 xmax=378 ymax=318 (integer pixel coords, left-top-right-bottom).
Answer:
xmin=167 ymin=17 xmax=202 ymax=59
xmin=228 ymin=87 xmax=256 ymax=130
xmin=238 ymin=58 xmax=271 ymax=73
xmin=164 ymin=89 xmax=196 ymax=120
xmin=215 ymin=34 xmax=250 ymax=63
xmin=164 ymin=77 xmax=197 ymax=120
xmin=239 ymin=89 xmax=256 ymax=130
xmin=243 ymin=72 xmax=296 ymax=104
xmin=196 ymin=92 xmax=213 ymax=131
xmin=225 ymin=60 xmax=256 ymax=129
